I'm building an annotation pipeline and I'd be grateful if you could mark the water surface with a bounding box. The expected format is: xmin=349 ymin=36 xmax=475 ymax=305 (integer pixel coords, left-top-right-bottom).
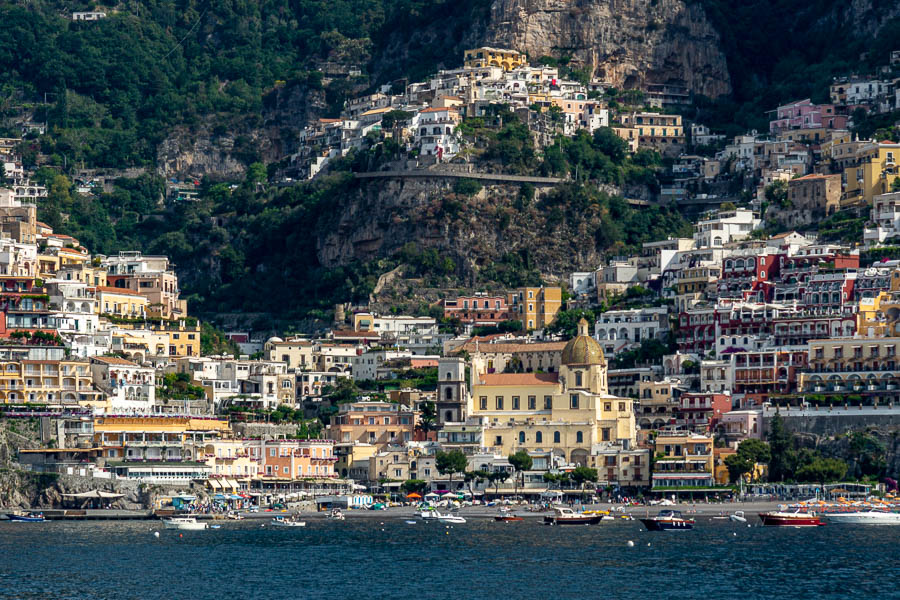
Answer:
xmin=0 ymin=517 xmax=895 ymax=599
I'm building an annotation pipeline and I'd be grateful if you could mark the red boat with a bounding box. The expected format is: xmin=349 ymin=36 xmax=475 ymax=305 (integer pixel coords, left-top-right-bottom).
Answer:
xmin=758 ymin=509 xmax=825 ymax=527
xmin=494 ymin=508 xmax=523 ymax=522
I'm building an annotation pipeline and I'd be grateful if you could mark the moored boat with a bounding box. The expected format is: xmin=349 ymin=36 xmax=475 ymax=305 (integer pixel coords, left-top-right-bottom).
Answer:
xmin=758 ymin=509 xmax=824 ymax=527
xmin=640 ymin=510 xmax=694 ymax=531
xmin=162 ymin=517 xmax=208 ymax=531
xmin=271 ymin=516 xmax=306 ymax=527
xmin=729 ymin=511 xmax=748 ymax=523
xmin=494 ymin=508 xmax=523 ymax=522
xmin=543 ymin=506 xmax=603 ymax=525
xmin=436 ymin=511 xmax=466 ymax=524
xmin=327 ymin=508 xmax=345 ymax=521
xmin=6 ymin=511 xmax=45 ymax=522
xmin=825 ymin=510 xmax=900 ymax=525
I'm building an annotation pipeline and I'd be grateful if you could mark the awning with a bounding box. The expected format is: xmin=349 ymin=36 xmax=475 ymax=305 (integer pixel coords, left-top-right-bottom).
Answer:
xmin=208 ymin=479 xmax=222 ymax=489
xmin=62 ymin=490 xmax=125 ymax=499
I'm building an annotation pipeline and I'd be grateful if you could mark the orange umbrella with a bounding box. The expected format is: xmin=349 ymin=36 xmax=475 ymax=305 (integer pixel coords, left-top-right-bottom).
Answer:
xmin=406 ymin=493 xmax=422 ymax=499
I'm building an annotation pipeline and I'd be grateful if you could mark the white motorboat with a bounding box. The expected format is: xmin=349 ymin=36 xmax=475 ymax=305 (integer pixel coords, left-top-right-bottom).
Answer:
xmin=327 ymin=508 xmax=345 ymax=521
xmin=271 ymin=516 xmax=306 ymax=527
xmin=272 ymin=516 xmax=306 ymax=527
xmin=825 ymin=510 xmax=900 ymax=525
xmin=729 ymin=511 xmax=748 ymax=523
xmin=436 ymin=511 xmax=466 ymax=524
xmin=162 ymin=517 xmax=208 ymax=531
xmin=420 ymin=510 xmax=438 ymax=520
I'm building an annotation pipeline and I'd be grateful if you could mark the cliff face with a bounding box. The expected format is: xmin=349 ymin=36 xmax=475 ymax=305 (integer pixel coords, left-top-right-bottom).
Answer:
xmin=316 ymin=177 xmax=603 ymax=281
xmin=483 ymin=0 xmax=731 ymax=97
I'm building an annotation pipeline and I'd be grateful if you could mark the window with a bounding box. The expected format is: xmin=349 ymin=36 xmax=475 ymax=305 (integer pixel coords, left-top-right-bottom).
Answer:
xmin=495 ymin=435 xmax=502 ymax=445
xmin=619 ymin=402 xmax=626 ymax=412
xmin=535 ymin=431 xmax=543 ymax=443
xmin=518 ymin=431 xmax=525 ymax=443
xmin=602 ymin=428 xmax=610 ymax=441
xmin=570 ymin=394 xmax=578 ymax=409
xmin=480 ymin=396 xmax=487 ymax=410
xmin=575 ymin=371 xmax=583 ymax=387
xmin=528 ymin=396 xmax=536 ymax=410
xmin=544 ymin=396 xmax=552 ymax=410
xmin=512 ymin=396 xmax=520 ymax=410
xmin=604 ymin=403 xmax=611 ymax=411
xmin=553 ymin=431 xmax=561 ymax=443
xmin=495 ymin=396 xmax=504 ymax=410
xmin=269 ymin=448 xmax=276 ymax=457
xmin=576 ymin=431 xmax=583 ymax=443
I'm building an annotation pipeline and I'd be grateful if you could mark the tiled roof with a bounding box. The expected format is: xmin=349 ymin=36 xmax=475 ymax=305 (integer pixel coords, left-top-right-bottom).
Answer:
xmin=477 ymin=372 xmax=559 ymax=386
xmin=91 ymin=356 xmax=137 ymax=366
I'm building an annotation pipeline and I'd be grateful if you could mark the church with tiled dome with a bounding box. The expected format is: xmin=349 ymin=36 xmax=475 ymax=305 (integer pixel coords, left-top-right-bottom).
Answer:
xmin=466 ymin=318 xmax=641 ymax=477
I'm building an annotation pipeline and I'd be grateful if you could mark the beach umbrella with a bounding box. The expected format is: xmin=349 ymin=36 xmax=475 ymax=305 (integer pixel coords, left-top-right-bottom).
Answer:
xmin=406 ymin=493 xmax=422 ymax=499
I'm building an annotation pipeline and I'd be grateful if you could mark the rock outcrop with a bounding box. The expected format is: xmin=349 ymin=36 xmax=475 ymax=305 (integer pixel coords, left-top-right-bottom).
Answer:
xmin=315 ymin=176 xmax=604 ymax=281
xmin=483 ymin=0 xmax=731 ymax=97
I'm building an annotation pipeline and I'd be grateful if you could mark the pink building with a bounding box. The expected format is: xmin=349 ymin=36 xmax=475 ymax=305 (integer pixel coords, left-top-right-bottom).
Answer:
xmin=769 ymin=99 xmax=848 ymax=133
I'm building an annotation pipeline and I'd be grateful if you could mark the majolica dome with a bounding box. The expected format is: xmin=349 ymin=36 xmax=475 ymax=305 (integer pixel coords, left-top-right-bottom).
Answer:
xmin=561 ymin=318 xmax=605 ymax=366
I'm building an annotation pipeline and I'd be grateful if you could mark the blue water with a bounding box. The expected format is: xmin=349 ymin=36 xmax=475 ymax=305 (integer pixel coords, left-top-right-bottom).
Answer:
xmin=0 ymin=517 xmax=896 ymax=599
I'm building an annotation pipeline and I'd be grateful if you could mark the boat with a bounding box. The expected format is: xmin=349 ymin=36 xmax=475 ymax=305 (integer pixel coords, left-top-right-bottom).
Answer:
xmin=271 ymin=516 xmax=306 ymax=527
xmin=327 ymin=508 xmax=345 ymax=521
xmin=162 ymin=517 xmax=208 ymax=531
xmin=6 ymin=511 xmax=45 ymax=522
xmin=543 ymin=506 xmax=603 ymax=526
xmin=226 ymin=511 xmax=244 ymax=520
xmin=494 ymin=508 xmax=523 ymax=522
xmin=420 ymin=510 xmax=438 ymax=520
xmin=758 ymin=508 xmax=825 ymax=527
xmin=825 ymin=510 xmax=900 ymax=525
xmin=640 ymin=510 xmax=695 ymax=531
xmin=729 ymin=511 xmax=748 ymax=523
xmin=436 ymin=511 xmax=466 ymax=524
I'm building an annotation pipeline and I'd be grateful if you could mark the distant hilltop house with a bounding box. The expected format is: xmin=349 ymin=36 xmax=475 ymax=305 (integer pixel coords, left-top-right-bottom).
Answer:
xmin=463 ymin=47 xmax=526 ymax=71
xmin=72 ymin=11 xmax=107 ymax=21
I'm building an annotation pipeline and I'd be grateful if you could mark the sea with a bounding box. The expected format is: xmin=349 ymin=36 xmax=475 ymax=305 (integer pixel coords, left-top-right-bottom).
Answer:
xmin=0 ymin=517 xmax=896 ymax=599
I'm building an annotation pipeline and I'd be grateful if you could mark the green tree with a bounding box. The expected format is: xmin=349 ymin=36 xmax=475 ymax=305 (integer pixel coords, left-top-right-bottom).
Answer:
xmin=321 ymin=378 xmax=359 ymax=404
xmin=725 ymin=453 xmax=753 ymax=483
xmin=508 ymin=450 xmax=533 ymax=498
xmin=435 ymin=449 xmax=468 ymax=493
xmin=795 ymin=458 xmax=848 ymax=485
xmin=401 ymin=479 xmax=427 ymax=495
xmin=766 ymin=412 xmax=793 ymax=482
xmin=546 ymin=309 xmax=595 ymax=339
xmin=418 ymin=400 xmax=437 ymax=434
xmin=488 ymin=470 xmax=510 ymax=496
xmin=570 ymin=466 xmax=598 ymax=500
xmin=765 ymin=180 xmax=789 ymax=207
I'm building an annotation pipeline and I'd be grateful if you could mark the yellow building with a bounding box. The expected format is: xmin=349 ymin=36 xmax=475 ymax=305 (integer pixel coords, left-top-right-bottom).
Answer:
xmin=93 ymin=415 xmax=231 ymax=462
xmin=652 ymin=431 xmax=715 ymax=489
xmin=612 ymin=126 xmax=640 ymax=152
xmin=0 ymin=358 xmax=100 ymax=405
xmin=464 ymin=47 xmax=526 ymax=71
xmin=201 ymin=439 xmax=259 ymax=481
xmin=155 ymin=323 xmax=201 ymax=358
xmin=469 ymin=319 xmax=636 ymax=466
xmin=508 ymin=286 xmax=562 ymax=330
xmin=58 ymin=263 xmax=108 ymax=287
xmin=842 ymin=142 xmax=900 ymax=206
xmin=96 ymin=286 xmax=148 ymax=319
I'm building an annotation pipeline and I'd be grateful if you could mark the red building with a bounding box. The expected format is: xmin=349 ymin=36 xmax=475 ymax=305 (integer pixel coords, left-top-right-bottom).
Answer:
xmin=719 ymin=251 xmax=783 ymax=302
xmin=442 ymin=294 xmax=510 ymax=325
xmin=679 ymin=392 xmax=732 ymax=433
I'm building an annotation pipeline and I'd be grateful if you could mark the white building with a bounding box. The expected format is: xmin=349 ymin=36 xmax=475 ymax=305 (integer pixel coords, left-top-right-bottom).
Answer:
xmin=569 ymin=271 xmax=596 ymax=296
xmin=693 ymin=208 xmax=760 ymax=248
xmin=90 ymin=356 xmax=156 ymax=413
xmin=352 ymin=349 xmax=413 ymax=381
xmin=414 ymin=107 xmax=460 ymax=159
xmin=864 ymin=192 xmax=900 ymax=246
xmin=594 ymin=307 xmax=669 ymax=357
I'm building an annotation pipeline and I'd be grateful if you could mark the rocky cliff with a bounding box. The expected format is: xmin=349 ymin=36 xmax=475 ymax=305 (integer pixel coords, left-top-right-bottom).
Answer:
xmin=317 ymin=177 xmax=603 ymax=280
xmin=483 ymin=0 xmax=731 ymax=97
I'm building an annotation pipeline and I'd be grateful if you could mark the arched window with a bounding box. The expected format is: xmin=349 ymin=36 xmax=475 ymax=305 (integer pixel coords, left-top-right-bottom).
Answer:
xmin=518 ymin=431 xmax=525 ymax=444
xmin=576 ymin=431 xmax=583 ymax=443
xmin=445 ymin=410 xmax=453 ymax=422
xmin=535 ymin=432 xmax=543 ymax=443
xmin=553 ymin=431 xmax=561 ymax=444
xmin=445 ymin=387 xmax=453 ymax=401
